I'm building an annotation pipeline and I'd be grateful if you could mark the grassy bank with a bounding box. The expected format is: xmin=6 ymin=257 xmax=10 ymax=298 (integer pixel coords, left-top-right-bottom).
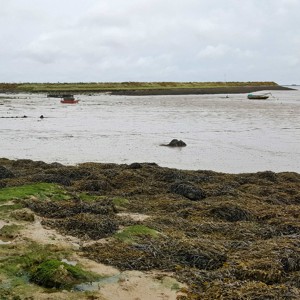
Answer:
xmin=1 ymin=158 xmax=300 ymax=299
xmin=0 ymin=81 xmax=285 ymax=95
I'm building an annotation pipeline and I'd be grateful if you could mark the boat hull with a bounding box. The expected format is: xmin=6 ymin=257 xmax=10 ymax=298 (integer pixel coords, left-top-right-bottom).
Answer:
xmin=60 ymin=100 xmax=79 ymax=104
xmin=247 ymin=95 xmax=269 ymax=100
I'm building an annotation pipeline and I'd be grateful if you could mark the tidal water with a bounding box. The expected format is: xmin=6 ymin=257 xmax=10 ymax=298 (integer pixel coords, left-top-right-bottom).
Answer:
xmin=0 ymin=88 xmax=299 ymax=173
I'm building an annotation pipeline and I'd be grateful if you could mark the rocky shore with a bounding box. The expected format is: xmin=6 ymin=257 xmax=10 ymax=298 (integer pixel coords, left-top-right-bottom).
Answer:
xmin=1 ymin=158 xmax=300 ymax=299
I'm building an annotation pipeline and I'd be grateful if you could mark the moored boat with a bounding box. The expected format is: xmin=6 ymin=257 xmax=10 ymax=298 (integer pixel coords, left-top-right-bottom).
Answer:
xmin=247 ymin=93 xmax=270 ymax=100
xmin=60 ymin=94 xmax=79 ymax=104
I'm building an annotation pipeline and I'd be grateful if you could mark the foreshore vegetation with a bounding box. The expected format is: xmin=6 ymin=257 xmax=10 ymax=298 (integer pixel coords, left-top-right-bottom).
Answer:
xmin=1 ymin=158 xmax=300 ymax=299
xmin=0 ymin=81 xmax=282 ymax=94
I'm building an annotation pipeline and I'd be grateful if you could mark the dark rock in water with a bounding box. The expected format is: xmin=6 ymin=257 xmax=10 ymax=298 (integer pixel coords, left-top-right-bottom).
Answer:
xmin=161 ymin=139 xmax=187 ymax=147
xmin=0 ymin=166 xmax=15 ymax=179
xmin=170 ymin=182 xmax=206 ymax=200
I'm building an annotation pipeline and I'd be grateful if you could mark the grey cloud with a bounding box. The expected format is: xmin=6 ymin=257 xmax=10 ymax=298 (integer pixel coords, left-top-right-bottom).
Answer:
xmin=0 ymin=0 xmax=299 ymax=82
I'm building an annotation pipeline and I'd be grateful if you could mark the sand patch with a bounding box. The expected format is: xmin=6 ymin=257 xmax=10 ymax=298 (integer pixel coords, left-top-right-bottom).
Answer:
xmin=21 ymin=216 xmax=81 ymax=249
xmin=98 ymin=270 xmax=185 ymax=300
xmin=0 ymin=220 xmax=9 ymax=230
xmin=117 ymin=212 xmax=150 ymax=221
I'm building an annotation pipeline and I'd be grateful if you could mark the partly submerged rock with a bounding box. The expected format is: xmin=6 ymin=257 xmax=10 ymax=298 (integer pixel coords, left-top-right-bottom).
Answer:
xmin=161 ymin=139 xmax=187 ymax=147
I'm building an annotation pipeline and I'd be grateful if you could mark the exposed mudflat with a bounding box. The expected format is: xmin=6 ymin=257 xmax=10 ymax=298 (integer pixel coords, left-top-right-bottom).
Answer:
xmin=0 ymin=158 xmax=300 ymax=299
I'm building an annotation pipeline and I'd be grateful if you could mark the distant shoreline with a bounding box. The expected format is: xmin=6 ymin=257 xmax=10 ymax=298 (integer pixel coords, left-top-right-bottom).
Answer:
xmin=0 ymin=82 xmax=294 ymax=96
xmin=109 ymin=85 xmax=293 ymax=96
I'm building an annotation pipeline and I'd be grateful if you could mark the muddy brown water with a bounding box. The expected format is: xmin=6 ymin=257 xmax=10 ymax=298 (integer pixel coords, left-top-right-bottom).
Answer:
xmin=0 ymin=88 xmax=299 ymax=173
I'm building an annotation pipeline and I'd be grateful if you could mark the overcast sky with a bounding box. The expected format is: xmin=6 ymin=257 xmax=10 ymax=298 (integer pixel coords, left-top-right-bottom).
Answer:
xmin=0 ymin=0 xmax=299 ymax=83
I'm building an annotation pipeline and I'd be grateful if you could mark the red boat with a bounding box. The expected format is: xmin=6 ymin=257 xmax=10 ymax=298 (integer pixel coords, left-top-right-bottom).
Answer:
xmin=60 ymin=94 xmax=79 ymax=104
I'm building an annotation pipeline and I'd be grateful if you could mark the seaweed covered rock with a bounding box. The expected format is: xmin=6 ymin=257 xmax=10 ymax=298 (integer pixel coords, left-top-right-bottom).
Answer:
xmin=31 ymin=173 xmax=71 ymax=186
xmin=170 ymin=182 xmax=206 ymax=200
xmin=281 ymin=250 xmax=300 ymax=272
xmin=28 ymin=259 xmax=97 ymax=289
xmin=0 ymin=165 xmax=15 ymax=179
xmin=210 ymin=205 xmax=254 ymax=222
xmin=257 ymin=171 xmax=278 ymax=183
xmin=127 ymin=162 xmax=143 ymax=169
xmin=43 ymin=213 xmax=118 ymax=240
xmin=26 ymin=198 xmax=116 ymax=218
xmin=83 ymin=236 xmax=226 ymax=271
xmin=73 ymin=179 xmax=112 ymax=192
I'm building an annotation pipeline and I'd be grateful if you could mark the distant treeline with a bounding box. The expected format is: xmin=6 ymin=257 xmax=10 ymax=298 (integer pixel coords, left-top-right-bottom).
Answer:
xmin=0 ymin=81 xmax=278 ymax=93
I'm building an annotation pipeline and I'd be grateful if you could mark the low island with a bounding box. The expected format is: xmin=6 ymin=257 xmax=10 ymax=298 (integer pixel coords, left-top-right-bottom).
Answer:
xmin=0 ymin=81 xmax=293 ymax=96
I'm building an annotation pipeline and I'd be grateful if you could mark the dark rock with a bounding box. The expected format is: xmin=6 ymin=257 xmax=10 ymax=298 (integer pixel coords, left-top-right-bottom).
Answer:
xmin=170 ymin=182 xmax=206 ymax=200
xmin=161 ymin=139 xmax=187 ymax=147
xmin=127 ymin=163 xmax=142 ymax=169
xmin=0 ymin=166 xmax=15 ymax=179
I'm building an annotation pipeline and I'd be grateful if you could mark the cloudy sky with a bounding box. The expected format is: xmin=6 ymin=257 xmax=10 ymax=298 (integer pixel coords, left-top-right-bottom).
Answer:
xmin=0 ymin=0 xmax=299 ymax=83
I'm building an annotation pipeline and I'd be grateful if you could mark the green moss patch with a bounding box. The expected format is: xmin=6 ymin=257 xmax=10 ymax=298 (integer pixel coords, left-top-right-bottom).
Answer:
xmin=0 ymin=183 xmax=70 ymax=202
xmin=28 ymin=259 xmax=97 ymax=289
xmin=114 ymin=225 xmax=158 ymax=243
xmin=0 ymin=243 xmax=99 ymax=291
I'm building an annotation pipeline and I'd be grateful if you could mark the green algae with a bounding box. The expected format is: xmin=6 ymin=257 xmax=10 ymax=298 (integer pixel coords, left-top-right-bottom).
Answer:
xmin=0 ymin=183 xmax=70 ymax=202
xmin=114 ymin=225 xmax=158 ymax=243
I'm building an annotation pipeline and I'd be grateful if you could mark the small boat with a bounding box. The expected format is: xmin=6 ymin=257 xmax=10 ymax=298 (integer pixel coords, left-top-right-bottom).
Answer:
xmin=247 ymin=93 xmax=270 ymax=100
xmin=60 ymin=94 xmax=79 ymax=104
